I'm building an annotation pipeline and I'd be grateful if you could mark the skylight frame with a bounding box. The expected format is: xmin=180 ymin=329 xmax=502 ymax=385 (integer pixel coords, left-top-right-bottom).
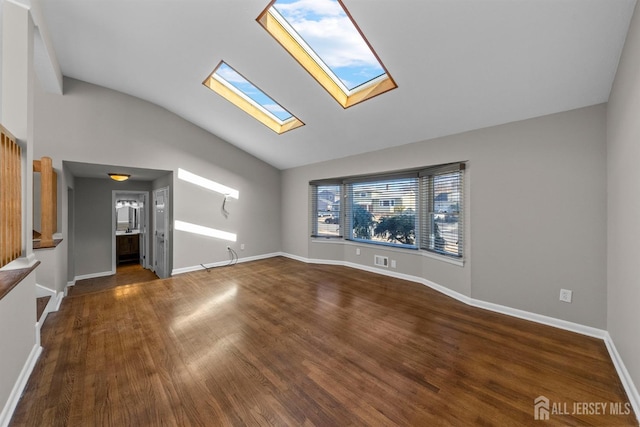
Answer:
xmin=257 ymin=0 xmax=397 ymax=109
xmin=203 ymin=61 xmax=304 ymax=135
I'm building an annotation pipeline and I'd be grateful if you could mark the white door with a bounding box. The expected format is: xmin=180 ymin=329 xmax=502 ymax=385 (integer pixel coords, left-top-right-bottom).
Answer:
xmin=153 ymin=187 xmax=169 ymax=278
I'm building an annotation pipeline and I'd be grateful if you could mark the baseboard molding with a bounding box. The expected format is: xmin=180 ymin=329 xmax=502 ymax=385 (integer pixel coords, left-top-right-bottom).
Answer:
xmin=35 ymin=284 xmax=56 ymax=299
xmin=74 ymin=270 xmax=114 ymax=281
xmin=36 ymin=291 xmax=65 ymax=333
xmin=280 ymin=252 xmax=638 ymax=420
xmin=0 ymin=342 xmax=42 ymax=427
xmin=54 ymin=291 xmax=64 ymax=311
xmin=172 ymin=252 xmax=282 ymax=276
xmin=281 ymin=252 xmax=607 ymax=337
xmin=604 ymin=333 xmax=640 ymax=424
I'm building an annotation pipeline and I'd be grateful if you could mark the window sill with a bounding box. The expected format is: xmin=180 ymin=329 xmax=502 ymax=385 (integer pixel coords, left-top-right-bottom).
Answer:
xmin=310 ymin=238 xmax=464 ymax=267
xmin=0 ymin=259 xmax=41 ymax=301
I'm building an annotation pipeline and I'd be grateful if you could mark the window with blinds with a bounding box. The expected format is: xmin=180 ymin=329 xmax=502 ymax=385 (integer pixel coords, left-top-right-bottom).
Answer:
xmin=309 ymin=162 xmax=465 ymax=259
xmin=420 ymin=164 xmax=464 ymax=258
xmin=310 ymin=184 xmax=342 ymax=237
xmin=345 ymin=176 xmax=418 ymax=248
xmin=1 ymin=125 xmax=22 ymax=267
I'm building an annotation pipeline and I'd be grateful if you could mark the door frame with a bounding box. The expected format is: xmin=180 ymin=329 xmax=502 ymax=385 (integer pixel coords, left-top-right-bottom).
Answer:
xmin=111 ymin=190 xmax=150 ymax=272
xmin=152 ymin=186 xmax=170 ymax=278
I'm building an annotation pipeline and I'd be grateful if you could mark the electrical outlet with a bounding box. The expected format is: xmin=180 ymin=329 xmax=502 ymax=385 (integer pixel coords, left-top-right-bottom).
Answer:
xmin=240 ymin=243 xmax=245 ymax=251
xmin=356 ymin=248 xmax=361 ymax=255
xmin=559 ymin=289 xmax=572 ymax=303
xmin=390 ymin=259 xmax=397 ymax=268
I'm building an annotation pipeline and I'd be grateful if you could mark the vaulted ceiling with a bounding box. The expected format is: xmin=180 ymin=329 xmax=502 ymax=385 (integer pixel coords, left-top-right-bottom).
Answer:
xmin=35 ymin=0 xmax=637 ymax=169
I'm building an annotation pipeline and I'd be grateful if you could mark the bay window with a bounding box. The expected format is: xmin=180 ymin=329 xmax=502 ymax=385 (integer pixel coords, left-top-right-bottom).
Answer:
xmin=310 ymin=162 xmax=465 ymax=259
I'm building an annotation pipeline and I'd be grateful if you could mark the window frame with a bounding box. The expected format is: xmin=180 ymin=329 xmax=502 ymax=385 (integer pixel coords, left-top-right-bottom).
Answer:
xmin=310 ymin=162 xmax=465 ymax=260
xmin=203 ymin=61 xmax=304 ymax=135
xmin=345 ymin=173 xmax=419 ymax=249
xmin=310 ymin=181 xmax=343 ymax=238
xmin=257 ymin=0 xmax=397 ymax=109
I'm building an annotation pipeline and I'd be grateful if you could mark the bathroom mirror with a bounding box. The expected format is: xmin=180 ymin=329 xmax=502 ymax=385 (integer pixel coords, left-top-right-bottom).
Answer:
xmin=115 ymin=200 xmax=142 ymax=232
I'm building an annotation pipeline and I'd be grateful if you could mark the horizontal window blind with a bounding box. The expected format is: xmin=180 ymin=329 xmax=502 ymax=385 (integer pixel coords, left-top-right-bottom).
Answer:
xmin=311 ymin=184 xmax=342 ymax=237
xmin=420 ymin=164 xmax=464 ymax=258
xmin=309 ymin=162 xmax=465 ymax=258
xmin=346 ymin=177 xmax=418 ymax=248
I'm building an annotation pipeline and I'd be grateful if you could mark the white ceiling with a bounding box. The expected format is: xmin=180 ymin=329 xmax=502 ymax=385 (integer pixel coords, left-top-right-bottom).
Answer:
xmin=38 ymin=0 xmax=636 ymax=170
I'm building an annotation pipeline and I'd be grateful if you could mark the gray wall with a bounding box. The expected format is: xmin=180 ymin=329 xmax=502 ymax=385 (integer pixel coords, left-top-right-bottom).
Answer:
xmin=282 ymin=105 xmax=607 ymax=328
xmin=607 ymin=1 xmax=640 ymax=400
xmin=74 ymin=178 xmax=152 ymax=276
xmin=35 ymin=78 xmax=282 ymax=276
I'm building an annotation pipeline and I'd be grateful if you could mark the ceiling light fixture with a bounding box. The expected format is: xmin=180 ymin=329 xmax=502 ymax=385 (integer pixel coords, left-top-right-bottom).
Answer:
xmin=108 ymin=173 xmax=131 ymax=182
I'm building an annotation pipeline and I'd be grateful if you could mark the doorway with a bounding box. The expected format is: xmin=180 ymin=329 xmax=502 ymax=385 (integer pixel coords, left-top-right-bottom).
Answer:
xmin=112 ymin=191 xmax=150 ymax=272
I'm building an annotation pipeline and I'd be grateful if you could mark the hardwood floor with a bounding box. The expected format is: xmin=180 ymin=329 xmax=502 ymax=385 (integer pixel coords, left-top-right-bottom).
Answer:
xmin=36 ymin=296 xmax=51 ymax=321
xmin=68 ymin=263 xmax=159 ymax=297
xmin=10 ymin=257 xmax=637 ymax=426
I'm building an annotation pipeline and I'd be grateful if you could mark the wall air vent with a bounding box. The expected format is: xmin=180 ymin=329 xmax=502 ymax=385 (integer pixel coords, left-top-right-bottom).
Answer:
xmin=374 ymin=255 xmax=388 ymax=268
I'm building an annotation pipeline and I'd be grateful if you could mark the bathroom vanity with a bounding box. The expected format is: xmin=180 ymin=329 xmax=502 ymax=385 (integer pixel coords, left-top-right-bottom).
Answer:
xmin=116 ymin=231 xmax=140 ymax=265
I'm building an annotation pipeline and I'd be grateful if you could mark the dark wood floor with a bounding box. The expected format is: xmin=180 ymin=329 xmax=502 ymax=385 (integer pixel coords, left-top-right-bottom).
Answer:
xmin=36 ymin=296 xmax=50 ymax=321
xmin=10 ymin=257 xmax=637 ymax=426
xmin=68 ymin=263 xmax=159 ymax=297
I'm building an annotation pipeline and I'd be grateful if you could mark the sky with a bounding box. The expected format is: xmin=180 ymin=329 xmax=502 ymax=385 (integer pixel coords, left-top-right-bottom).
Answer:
xmin=215 ymin=62 xmax=293 ymax=122
xmin=272 ymin=0 xmax=386 ymax=90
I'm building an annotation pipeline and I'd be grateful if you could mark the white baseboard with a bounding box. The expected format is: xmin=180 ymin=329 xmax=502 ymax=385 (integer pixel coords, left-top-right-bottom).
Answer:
xmin=0 ymin=342 xmax=42 ymax=427
xmin=280 ymin=252 xmax=638 ymax=421
xmin=604 ymin=333 xmax=640 ymax=424
xmin=36 ymin=291 xmax=65 ymax=333
xmin=35 ymin=284 xmax=56 ymax=299
xmin=172 ymin=252 xmax=282 ymax=275
xmin=54 ymin=292 xmax=64 ymax=311
xmin=74 ymin=270 xmax=114 ymax=281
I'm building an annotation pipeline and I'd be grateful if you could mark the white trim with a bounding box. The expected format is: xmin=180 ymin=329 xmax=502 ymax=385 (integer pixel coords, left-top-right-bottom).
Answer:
xmin=54 ymin=291 xmax=64 ymax=311
xmin=35 ymin=291 xmax=65 ymax=332
xmin=604 ymin=333 xmax=640 ymax=424
xmin=310 ymin=238 xmax=465 ymax=267
xmin=35 ymin=283 xmax=55 ymax=298
xmin=0 ymin=342 xmax=42 ymax=427
xmin=64 ymin=280 xmax=75 ymax=297
xmin=469 ymin=298 xmax=607 ymax=339
xmin=282 ymin=252 xmax=607 ymax=337
xmin=172 ymin=252 xmax=283 ymax=275
xmin=74 ymin=270 xmax=113 ymax=281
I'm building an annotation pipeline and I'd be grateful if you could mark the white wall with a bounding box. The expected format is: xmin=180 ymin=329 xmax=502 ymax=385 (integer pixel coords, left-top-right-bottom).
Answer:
xmin=607 ymin=1 xmax=640 ymax=403
xmin=0 ymin=4 xmax=38 ymax=424
xmin=35 ymin=78 xmax=282 ymax=276
xmin=282 ymin=105 xmax=607 ymax=329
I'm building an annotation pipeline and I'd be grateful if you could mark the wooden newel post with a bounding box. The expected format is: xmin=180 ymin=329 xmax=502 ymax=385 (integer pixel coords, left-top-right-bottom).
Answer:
xmin=34 ymin=156 xmax=56 ymax=248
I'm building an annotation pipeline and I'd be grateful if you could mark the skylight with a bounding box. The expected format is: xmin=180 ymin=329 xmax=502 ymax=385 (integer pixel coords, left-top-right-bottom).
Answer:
xmin=203 ymin=61 xmax=304 ymax=134
xmin=258 ymin=0 xmax=396 ymax=108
